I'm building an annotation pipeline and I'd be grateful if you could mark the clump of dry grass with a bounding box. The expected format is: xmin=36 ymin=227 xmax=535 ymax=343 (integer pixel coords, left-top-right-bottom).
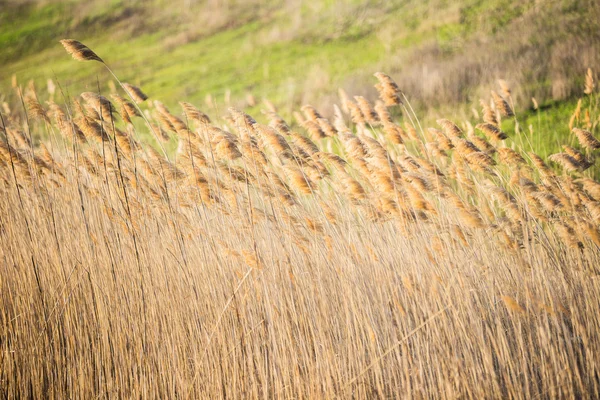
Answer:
xmin=1 ymin=40 xmax=600 ymax=399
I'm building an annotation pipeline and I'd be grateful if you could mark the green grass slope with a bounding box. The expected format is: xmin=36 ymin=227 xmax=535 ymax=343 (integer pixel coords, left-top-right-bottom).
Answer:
xmin=1 ymin=0 xmax=599 ymax=159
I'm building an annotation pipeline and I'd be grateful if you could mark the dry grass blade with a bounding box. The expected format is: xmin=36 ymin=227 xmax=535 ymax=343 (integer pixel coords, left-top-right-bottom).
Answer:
xmin=343 ymin=306 xmax=450 ymax=391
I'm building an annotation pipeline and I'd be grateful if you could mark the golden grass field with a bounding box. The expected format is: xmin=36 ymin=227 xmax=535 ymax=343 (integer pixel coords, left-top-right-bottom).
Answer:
xmin=1 ymin=40 xmax=600 ymax=398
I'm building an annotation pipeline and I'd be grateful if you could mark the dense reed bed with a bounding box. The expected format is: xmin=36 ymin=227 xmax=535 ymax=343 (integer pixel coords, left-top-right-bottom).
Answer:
xmin=1 ymin=40 xmax=600 ymax=398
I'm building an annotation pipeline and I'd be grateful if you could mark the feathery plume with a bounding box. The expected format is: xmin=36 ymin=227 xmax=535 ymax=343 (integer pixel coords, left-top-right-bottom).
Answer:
xmin=476 ymin=123 xmax=507 ymax=141
xmin=480 ymin=99 xmax=498 ymax=126
xmin=25 ymin=94 xmax=50 ymax=123
xmin=301 ymin=105 xmax=323 ymax=121
xmin=578 ymin=177 xmax=600 ymax=201
xmin=428 ymin=128 xmax=453 ymax=151
xmin=497 ymin=148 xmax=526 ymax=167
xmin=354 ymin=96 xmax=379 ymax=125
xmin=491 ymin=91 xmax=514 ymax=117
xmin=180 ymin=102 xmax=211 ymax=124
xmin=81 ymin=92 xmax=115 ymax=120
xmin=265 ymin=111 xmax=291 ymax=135
xmin=60 ymin=39 xmax=103 ymax=62
xmin=347 ymin=100 xmax=366 ymax=126
xmin=572 ymin=128 xmax=600 ymax=150
xmin=286 ymin=167 xmax=314 ymax=195
xmin=111 ymin=94 xmax=140 ymax=124
xmin=549 ymin=153 xmax=581 ymax=172
xmin=563 ymin=145 xmax=594 ymax=170
xmin=437 ymin=119 xmax=462 ymax=139
xmin=122 ymin=83 xmax=148 ymax=103
xmin=374 ymin=72 xmax=403 ymax=106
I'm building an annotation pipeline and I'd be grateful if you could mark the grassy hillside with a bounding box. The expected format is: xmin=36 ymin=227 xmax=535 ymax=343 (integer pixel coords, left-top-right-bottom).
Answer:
xmin=2 ymin=0 xmax=599 ymax=166
xmin=2 ymin=0 xmax=599 ymax=112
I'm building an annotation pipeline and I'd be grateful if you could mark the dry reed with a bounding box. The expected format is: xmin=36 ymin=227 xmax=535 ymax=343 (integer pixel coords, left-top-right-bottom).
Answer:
xmin=1 ymin=40 xmax=600 ymax=399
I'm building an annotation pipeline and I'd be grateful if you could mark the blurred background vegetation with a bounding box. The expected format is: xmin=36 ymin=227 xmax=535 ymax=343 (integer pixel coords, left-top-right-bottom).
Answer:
xmin=1 ymin=0 xmax=599 ymax=147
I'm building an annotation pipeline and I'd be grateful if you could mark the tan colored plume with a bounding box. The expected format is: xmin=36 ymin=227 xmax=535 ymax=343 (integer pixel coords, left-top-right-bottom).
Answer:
xmin=60 ymin=39 xmax=103 ymax=63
